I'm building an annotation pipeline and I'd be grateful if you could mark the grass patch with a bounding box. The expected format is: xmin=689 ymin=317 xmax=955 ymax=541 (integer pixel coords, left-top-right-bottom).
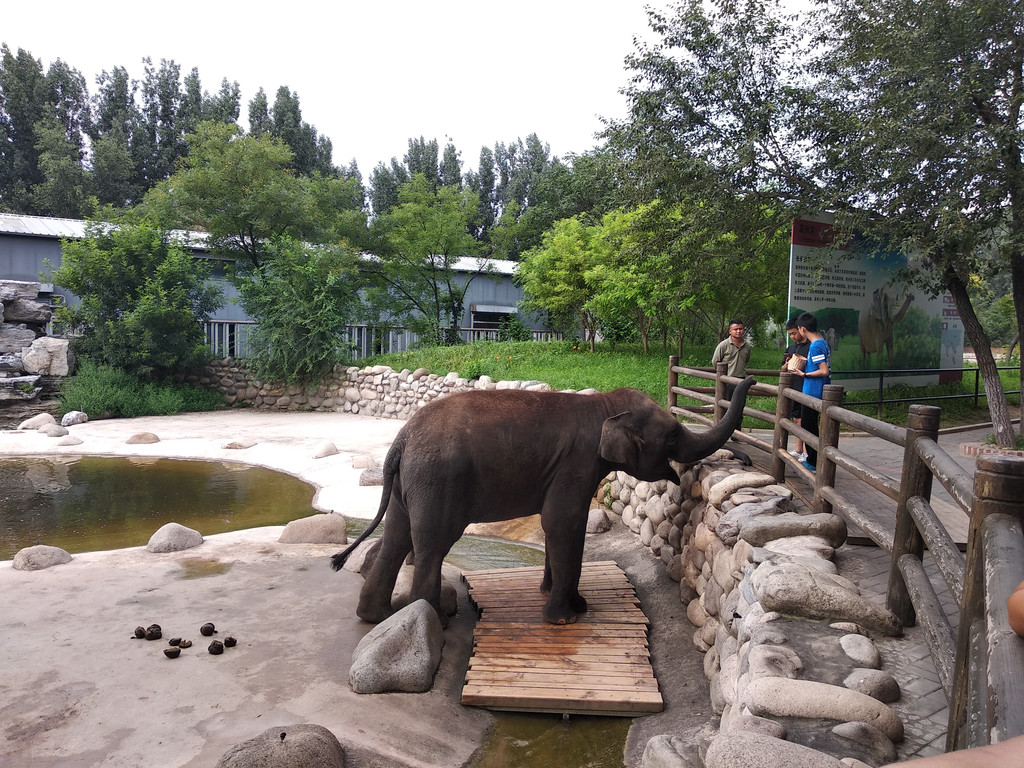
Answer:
xmin=61 ymin=360 xmax=224 ymax=419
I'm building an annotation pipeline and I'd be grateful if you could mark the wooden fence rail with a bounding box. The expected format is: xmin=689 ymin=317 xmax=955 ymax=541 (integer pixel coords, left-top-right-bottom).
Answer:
xmin=667 ymin=356 xmax=1024 ymax=753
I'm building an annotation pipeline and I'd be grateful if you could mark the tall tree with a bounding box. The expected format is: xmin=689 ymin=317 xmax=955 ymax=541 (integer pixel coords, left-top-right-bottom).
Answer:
xmin=270 ymin=86 xmax=334 ymax=177
xmin=811 ymin=0 xmax=1024 ymax=446
xmin=247 ymin=87 xmax=272 ymax=136
xmin=0 ymin=45 xmax=49 ymax=212
xmin=32 ymin=115 xmax=92 ymax=218
xmin=369 ymin=173 xmax=487 ymax=344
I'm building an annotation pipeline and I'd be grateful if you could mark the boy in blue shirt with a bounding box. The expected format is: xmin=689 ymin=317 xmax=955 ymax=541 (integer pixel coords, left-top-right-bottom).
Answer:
xmin=792 ymin=312 xmax=831 ymax=472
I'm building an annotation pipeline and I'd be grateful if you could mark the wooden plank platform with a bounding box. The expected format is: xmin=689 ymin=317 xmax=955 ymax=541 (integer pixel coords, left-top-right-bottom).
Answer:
xmin=460 ymin=560 xmax=664 ymax=716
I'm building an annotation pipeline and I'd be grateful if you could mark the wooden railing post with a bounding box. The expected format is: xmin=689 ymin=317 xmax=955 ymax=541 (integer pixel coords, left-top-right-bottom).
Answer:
xmin=668 ymin=356 xmax=679 ymax=412
xmin=886 ymin=404 xmax=941 ymax=626
xmin=948 ymin=454 xmax=1024 ymax=750
xmin=713 ymin=361 xmax=727 ymax=423
xmin=813 ymin=384 xmax=844 ymax=515
xmin=771 ymin=371 xmax=795 ymax=482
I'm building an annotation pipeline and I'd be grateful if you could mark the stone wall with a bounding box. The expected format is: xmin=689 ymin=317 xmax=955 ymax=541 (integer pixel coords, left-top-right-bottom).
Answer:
xmin=178 ymin=359 xmax=557 ymax=417
xmin=604 ymin=456 xmax=907 ymax=768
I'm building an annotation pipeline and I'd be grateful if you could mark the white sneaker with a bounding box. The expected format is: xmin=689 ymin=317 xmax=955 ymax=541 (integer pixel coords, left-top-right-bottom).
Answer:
xmin=799 ymin=452 xmax=808 ymax=462
xmin=788 ymin=449 xmax=801 ymax=457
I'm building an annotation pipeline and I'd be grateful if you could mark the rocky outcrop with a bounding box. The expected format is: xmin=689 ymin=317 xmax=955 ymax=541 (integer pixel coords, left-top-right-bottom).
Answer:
xmin=603 ymin=456 xmax=906 ymax=767
xmin=0 ymin=280 xmax=69 ymax=407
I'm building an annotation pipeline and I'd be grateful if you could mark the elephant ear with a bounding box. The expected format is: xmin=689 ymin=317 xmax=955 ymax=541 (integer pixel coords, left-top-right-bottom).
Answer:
xmin=600 ymin=411 xmax=642 ymax=465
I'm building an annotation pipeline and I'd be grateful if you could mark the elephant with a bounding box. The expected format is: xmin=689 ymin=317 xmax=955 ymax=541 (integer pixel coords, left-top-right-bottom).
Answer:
xmin=859 ymin=288 xmax=914 ymax=368
xmin=331 ymin=378 xmax=755 ymax=626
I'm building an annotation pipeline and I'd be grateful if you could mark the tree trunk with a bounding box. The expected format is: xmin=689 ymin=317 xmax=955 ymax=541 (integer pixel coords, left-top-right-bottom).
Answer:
xmin=946 ymin=266 xmax=1016 ymax=447
xmin=1012 ymin=247 xmax=1024 ymax=439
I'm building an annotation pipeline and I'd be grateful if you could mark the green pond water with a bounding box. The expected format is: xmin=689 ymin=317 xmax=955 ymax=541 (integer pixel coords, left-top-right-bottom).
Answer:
xmin=0 ymin=455 xmax=317 ymax=560
xmin=1 ymin=455 xmax=630 ymax=766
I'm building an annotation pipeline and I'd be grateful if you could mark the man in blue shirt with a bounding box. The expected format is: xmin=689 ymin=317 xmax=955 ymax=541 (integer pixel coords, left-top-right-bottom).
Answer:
xmin=791 ymin=312 xmax=831 ymax=472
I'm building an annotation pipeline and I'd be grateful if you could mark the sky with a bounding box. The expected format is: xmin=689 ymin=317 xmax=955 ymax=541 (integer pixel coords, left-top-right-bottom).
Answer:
xmin=3 ymin=0 xmax=663 ymax=177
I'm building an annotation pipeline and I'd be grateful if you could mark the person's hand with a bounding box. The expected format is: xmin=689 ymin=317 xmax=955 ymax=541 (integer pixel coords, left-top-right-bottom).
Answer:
xmin=786 ymin=354 xmax=806 ymax=373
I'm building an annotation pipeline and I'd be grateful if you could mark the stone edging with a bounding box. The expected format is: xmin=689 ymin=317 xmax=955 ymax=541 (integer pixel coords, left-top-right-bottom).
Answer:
xmin=602 ymin=455 xmax=906 ymax=768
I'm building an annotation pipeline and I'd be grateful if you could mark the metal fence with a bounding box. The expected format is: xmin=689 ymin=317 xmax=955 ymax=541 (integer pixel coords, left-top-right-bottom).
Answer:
xmin=202 ymin=320 xmax=562 ymax=361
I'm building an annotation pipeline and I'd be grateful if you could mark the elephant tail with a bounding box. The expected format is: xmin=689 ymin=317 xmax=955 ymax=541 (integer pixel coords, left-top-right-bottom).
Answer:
xmin=329 ymin=440 xmax=401 ymax=572
xmin=675 ymin=377 xmax=755 ymax=464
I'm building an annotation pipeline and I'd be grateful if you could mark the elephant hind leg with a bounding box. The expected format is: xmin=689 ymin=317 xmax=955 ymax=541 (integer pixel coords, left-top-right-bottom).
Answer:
xmin=356 ymin=509 xmax=412 ymax=624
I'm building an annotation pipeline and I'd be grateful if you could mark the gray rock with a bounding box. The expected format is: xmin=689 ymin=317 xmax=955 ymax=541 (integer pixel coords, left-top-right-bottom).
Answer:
xmin=840 ymin=634 xmax=882 ymax=668
xmin=747 ymin=643 xmax=802 ymax=681
xmin=716 ymin=497 xmax=795 ymax=545
xmin=43 ymin=424 xmax=69 ymax=437
xmin=60 ymin=410 xmax=88 ymax=427
xmin=338 ymin=539 xmax=378 ymax=575
xmin=12 ymin=544 xmax=72 ymax=571
xmin=843 ymin=668 xmax=900 ymax=703
xmin=738 ymin=513 xmax=847 ymax=549
xmin=147 ymin=522 xmax=203 ymax=553
xmin=278 ymin=514 xmax=348 ymax=545
xmin=125 ymin=432 xmax=160 ymax=444
xmin=18 ymin=412 xmax=55 ymax=430
xmin=831 ymin=721 xmax=899 ymax=765
xmin=752 ymin=562 xmax=902 ymax=636
xmin=312 ymin=440 xmax=338 ymax=459
xmin=728 ymin=715 xmax=787 ymax=740
xmin=358 ymin=468 xmax=384 ymax=486
xmin=750 ymin=546 xmax=838 ymax=575
xmin=349 ymin=599 xmax=444 ymax=693
xmin=391 ymin=564 xmax=459 ymax=616
xmin=55 ymin=435 xmax=84 ymax=446
xmin=0 ymin=324 xmax=37 ymax=354
xmin=741 ymin=677 xmax=904 ymax=742
xmin=761 ymin=535 xmax=836 ymax=560
xmin=705 ymin=731 xmax=845 ymax=768
xmin=215 ymin=723 xmax=345 ymax=768
xmin=587 ymin=507 xmax=612 ymax=533
xmin=641 ymin=734 xmax=705 ymax=768
xmin=222 ymin=438 xmax=257 ymax=449
xmin=21 ymin=337 xmax=69 ymax=375
xmin=707 ymin=472 xmax=777 ymax=508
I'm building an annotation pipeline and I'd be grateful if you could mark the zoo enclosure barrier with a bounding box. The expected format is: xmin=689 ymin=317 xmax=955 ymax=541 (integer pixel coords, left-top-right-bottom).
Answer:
xmin=202 ymin=320 xmax=562 ymax=360
xmin=667 ymin=358 xmax=1024 ymax=752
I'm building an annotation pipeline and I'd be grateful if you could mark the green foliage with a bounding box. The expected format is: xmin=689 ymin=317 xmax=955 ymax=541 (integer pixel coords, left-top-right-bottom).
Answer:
xmin=50 ymin=221 xmax=223 ymax=379
xmin=369 ymin=174 xmax=488 ymax=345
xmin=497 ymin=315 xmax=532 ymax=342
xmin=235 ymin=237 xmax=362 ymax=383
xmin=60 ymin=360 xmax=223 ymax=418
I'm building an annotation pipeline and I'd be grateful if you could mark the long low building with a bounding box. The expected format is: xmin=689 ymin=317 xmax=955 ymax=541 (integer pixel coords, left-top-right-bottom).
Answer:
xmin=0 ymin=212 xmax=554 ymax=358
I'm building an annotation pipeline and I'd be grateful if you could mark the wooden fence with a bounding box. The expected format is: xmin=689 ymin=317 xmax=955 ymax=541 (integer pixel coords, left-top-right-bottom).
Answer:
xmin=668 ymin=358 xmax=1024 ymax=752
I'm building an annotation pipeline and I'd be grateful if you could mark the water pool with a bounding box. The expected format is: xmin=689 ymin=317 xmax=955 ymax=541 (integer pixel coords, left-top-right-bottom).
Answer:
xmin=0 ymin=455 xmax=317 ymax=559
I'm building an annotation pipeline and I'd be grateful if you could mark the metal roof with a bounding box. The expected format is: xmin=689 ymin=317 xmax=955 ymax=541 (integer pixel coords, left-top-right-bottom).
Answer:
xmin=0 ymin=212 xmax=87 ymax=239
xmin=0 ymin=212 xmax=519 ymax=274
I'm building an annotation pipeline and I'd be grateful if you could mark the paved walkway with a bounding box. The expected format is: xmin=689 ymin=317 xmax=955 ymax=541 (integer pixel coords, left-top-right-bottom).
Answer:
xmin=743 ymin=422 xmax=1000 ymax=760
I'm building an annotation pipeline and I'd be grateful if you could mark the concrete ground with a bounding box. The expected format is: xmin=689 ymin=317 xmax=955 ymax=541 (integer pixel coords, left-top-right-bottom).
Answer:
xmin=0 ymin=410 xmax=716 ymax=768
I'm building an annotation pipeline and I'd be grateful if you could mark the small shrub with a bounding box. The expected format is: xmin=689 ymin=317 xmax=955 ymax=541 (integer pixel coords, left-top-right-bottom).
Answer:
xmin=61 ymin=360 xmax=223 ymax=418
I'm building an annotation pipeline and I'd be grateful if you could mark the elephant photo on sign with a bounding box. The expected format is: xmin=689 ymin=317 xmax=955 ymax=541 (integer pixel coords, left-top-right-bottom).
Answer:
xmin=859 ymin=288 xmax=914 ymax=368
xmin=331 ymin=379 xmax=755 ymax=626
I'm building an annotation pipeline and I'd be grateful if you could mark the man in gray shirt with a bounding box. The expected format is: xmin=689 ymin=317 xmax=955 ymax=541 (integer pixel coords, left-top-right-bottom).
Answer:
xmin=711 ymin=318 xmax=751 ymax=399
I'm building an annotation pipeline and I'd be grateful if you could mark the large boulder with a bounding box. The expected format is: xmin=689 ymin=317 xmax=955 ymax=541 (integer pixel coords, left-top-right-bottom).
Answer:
xmin=12 ymin=544 xmax=72 ymax=570
xmin=349 ymin=599 xmax=444 ymax=694
xmin=215 ymin=723 xmax=345 ymax=768
xmin=21 ymin=337 xmax=70 ymax=375
xmin=278 ymin=514 xmax=348 ymax=545
xmin=147 ymin=522 xmax=203 ymax=553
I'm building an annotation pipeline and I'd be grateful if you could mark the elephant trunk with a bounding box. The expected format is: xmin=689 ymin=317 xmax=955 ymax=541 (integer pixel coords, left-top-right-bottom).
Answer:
xmin=674 ymin=377 xmax=755 ymax=464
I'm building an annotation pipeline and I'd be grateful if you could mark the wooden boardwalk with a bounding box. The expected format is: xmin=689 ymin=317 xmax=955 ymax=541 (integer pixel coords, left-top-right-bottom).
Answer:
xmin=460 ymin=560 xmax=663 ymax=716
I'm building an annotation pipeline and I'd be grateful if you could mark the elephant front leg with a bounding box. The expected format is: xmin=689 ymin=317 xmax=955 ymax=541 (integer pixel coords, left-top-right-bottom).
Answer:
xmin=540 ymin=514 xmax=588 ymax=625
xmin=356 ymin=512 xmax=412 ymax=623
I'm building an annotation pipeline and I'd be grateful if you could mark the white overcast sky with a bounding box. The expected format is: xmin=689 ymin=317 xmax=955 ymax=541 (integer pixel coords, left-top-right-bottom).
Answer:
xmin=4 ymin=0 xmax=666 ymax=176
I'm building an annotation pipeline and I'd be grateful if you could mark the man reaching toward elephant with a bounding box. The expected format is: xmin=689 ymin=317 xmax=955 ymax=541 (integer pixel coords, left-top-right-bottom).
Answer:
xmin=331 ymin=379 xmax=755 ymax=626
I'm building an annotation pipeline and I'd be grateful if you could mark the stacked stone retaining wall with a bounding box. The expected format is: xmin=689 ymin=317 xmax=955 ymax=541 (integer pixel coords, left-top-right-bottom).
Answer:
xmin=178 ymin=359 xmax=555 ymax=417
xmin=603 ymin=455 xmax=908 ymax=768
